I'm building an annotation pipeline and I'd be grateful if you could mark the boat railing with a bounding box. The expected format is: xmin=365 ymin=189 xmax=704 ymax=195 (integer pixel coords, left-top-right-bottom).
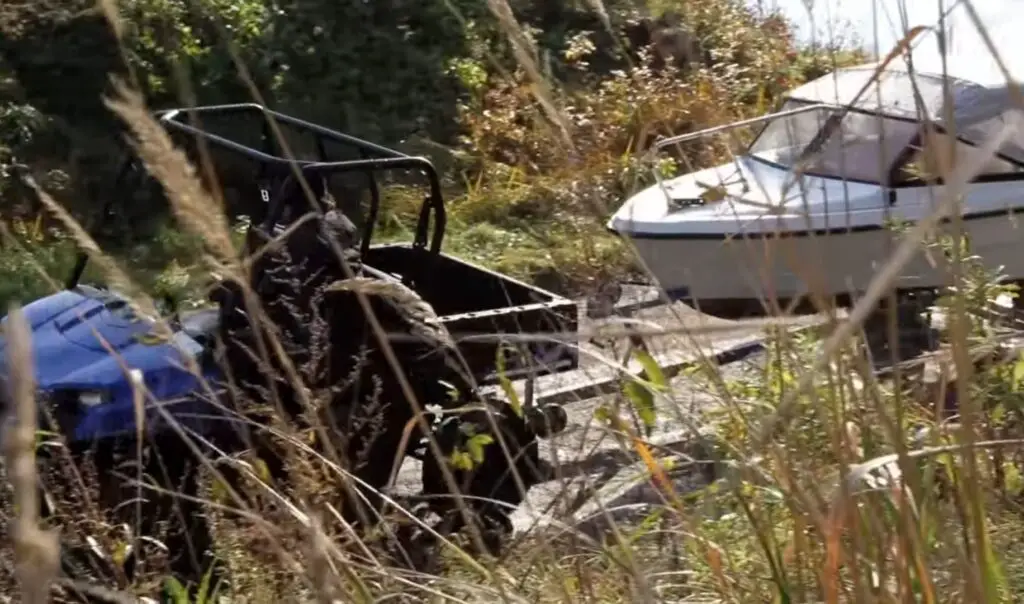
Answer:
xmin=645 ymin=102 xmax=834 ymax=191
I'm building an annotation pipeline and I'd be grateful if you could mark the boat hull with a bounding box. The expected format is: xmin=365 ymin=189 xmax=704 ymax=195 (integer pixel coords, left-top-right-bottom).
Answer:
xmin=627 ymin=213 xmax=1023 ymax=315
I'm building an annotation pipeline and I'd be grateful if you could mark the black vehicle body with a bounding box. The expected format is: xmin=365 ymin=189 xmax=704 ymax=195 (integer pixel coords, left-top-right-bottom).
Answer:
xmin=80 ymin=103 xmax=580 ymax=386
xmin=3 ymin=103 xmax=579 ymax=595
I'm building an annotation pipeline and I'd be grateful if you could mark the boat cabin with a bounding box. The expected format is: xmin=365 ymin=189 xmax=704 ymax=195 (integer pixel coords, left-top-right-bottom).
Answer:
xmin=606 ymin=14 xmax=1024 ymax=312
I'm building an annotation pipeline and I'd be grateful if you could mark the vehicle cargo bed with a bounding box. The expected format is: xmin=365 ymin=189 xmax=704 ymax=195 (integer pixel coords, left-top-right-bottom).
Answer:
xmin=364 ymin=243 xmax=580 ymax=384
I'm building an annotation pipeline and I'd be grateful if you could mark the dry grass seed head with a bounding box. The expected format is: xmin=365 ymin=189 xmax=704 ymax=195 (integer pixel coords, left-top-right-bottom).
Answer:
xmin=103 ymin=79 xmax=239 ymax=271
xmin=2 ymin=305 xmax=61 ymax=604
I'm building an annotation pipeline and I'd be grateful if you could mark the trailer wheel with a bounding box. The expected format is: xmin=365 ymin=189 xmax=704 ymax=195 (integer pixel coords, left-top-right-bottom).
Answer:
xmin=525 ymin=404 xmax=569 ymax=439
xmin=584 ymin=281 xmax=624 ymax=319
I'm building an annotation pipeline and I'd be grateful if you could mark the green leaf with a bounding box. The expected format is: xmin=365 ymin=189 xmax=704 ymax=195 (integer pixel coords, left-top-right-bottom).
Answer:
xmin=626 ymin=508 xmax=665 ymax=545
xmin=209 ymin=476 xmax=230 ymax=505
xmin=196 ymin=558 xmax=223 ymax=604
xmin=632 ymin=348 xmax=667 ymax=390
xmin=495 ymin=344 xmax=523 ymax=417
xmin=466 ymin=433 xmax=494 ymax=464
xmin=163 ymin=576 xmax=190 ymax=604
xmin=594 ymin=404 xmax=614 ymax=425
xmin=253 ymin=457 xmax=272 ymax=484
xmin=450 ymin=449 xmax=475 ymax=471
xmin=980 ymin=528 xmax=1008 ymax=601
xmin=623 ymin=379 xmax=657 ymax=431
xmin=1012 ymin=352 xmax=1024 ymax=392
xmin=34 ymin=429 xmax=60 ymax=450
xmin=112 ymin=540 xmax=129 ymax=570
xmin=1003 ymin=461 xmax=1023 ymax=497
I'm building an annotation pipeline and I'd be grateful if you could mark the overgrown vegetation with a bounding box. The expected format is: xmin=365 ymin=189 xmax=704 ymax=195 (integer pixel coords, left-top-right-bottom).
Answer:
xmin=9 ymin=0 xmax=1024 ymax=603
xmin=683 ymin=232 xmax=1024 ymax=601
xmin=0 ymin=0 xmax=858 ymax=307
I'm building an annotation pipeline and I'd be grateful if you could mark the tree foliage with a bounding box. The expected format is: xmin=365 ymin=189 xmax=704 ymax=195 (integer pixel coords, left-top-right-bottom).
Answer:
xmin=0 ymin=0 xmax=865 ymax=302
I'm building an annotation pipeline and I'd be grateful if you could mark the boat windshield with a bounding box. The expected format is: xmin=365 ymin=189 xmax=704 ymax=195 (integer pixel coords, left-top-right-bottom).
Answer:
xmin=746 ymin=99 xmax=919 ymax=184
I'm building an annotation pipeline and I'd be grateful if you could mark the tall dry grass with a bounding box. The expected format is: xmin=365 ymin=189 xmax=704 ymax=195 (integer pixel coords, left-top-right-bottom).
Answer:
xmin=5 ymin=0 xmax=1024 ymax=602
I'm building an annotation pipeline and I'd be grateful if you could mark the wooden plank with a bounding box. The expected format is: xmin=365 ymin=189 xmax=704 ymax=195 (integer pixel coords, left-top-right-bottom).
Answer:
xmin=483 ymin=317 xmax=836 ymax=407
xmin=509 ymin=306 xmax=1024 ymax=536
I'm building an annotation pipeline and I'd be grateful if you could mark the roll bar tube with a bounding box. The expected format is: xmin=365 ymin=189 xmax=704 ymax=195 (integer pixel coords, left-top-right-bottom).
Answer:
xmin=65 ymin=103 xmax=447 ymax=289
xmin=156 ymin=103 xmax=409 ymax=160
xmin=261 ymin=158 xmax=446 ymax=253
xmin=155 ymin=106 xmax=445 ymax=252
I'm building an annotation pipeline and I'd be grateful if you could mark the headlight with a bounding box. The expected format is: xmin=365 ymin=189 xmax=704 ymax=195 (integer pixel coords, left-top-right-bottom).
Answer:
xmin=75 ymin=391 xmax=109 ymax=407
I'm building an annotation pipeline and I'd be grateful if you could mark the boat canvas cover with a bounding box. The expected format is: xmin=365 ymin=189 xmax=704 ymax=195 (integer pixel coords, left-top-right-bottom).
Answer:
xmin=784 ymin=5 xmax=1024 ymax=163
xmin=786 ymin=66 xmax=1024 ymax=157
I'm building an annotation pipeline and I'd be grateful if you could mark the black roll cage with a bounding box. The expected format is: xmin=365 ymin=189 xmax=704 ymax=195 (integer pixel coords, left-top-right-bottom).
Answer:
xmin=67 ymin=103 xmax=446 ymax=289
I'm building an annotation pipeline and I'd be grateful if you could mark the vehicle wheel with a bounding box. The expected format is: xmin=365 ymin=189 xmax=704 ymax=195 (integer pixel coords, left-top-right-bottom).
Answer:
xmin=584 ymin=281 xmax=624 ymax=319
xmin=525 ymin=404 xmax=568 ymax=438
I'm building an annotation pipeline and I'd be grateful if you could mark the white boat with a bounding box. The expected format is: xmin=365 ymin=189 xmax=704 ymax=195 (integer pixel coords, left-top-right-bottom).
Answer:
xmin=609 ymin=12 xmax=1024 ymax=316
